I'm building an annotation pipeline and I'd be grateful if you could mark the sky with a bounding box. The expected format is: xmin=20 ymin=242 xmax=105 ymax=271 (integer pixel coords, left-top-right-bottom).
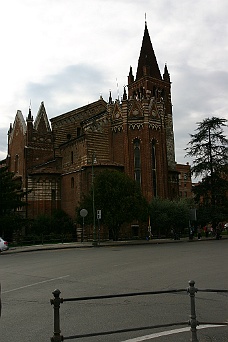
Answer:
xmin=0 ymin=0 xmax=227 ymax=177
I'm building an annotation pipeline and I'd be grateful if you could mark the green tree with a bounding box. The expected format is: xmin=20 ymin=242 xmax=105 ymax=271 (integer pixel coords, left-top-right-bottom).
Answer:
xmin=0 ymin=166 xmax=27 ymax=216
xmin=185 ymin=117 xmax=228 ymax=224
xmin=77 ymin=169 xmax=148 ymax=240
xmin=30 ymin=214 xmax=53 ymax=236
xmin=0 ymin=166 xmax=28 ymax=238
xmin=51 ymin=209 xmax=74 ymax=235
xmin=30 ymin=210 xmax=74 ymax=236
xmin=149 ymin=198 xmax=190 ymax=237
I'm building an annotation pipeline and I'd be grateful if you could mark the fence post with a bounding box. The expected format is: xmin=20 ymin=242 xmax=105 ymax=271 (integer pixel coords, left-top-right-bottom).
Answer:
xmin=187 ymin=280 xmax=199 ymax=342
xmin=50 ymin=289 xmax=63 ymax=342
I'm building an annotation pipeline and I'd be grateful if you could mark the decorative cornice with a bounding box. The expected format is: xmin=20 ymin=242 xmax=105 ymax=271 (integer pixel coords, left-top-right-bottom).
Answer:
xmin=148 ymin=122 xmax=161 ymax=130
xmin=111 ymin=125 xmax=123 ymax=132
xmin=129 ymin=123 xmax=144 ymax=130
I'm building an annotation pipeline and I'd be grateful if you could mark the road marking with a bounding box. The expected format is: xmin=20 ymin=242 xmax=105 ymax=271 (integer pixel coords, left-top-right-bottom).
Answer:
xmin=122 ymin=324 xmax=225 ymax=341
xmin=2 ymin=275 xmax=70 ymax=293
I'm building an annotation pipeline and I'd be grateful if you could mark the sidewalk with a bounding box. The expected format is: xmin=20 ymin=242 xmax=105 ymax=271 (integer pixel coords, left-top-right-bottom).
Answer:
xmin=2 ymin=235 xmax=227 ymax=254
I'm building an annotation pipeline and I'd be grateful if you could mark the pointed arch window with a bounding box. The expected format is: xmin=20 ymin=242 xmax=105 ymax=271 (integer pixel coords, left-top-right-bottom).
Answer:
xmin=134 ymin=139 xmax=141 ymax=185
xmin=151 ymin=139 xmax=157 ymax=196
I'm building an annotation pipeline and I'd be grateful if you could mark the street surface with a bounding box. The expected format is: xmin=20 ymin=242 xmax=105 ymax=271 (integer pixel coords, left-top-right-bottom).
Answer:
xmin=0 ymin=239 xmax=227 ymax=341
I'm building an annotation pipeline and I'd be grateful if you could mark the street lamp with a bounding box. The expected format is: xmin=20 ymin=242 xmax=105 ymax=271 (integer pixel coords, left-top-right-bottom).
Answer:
xmin=92 ymin=152 xmax=98 ymax=246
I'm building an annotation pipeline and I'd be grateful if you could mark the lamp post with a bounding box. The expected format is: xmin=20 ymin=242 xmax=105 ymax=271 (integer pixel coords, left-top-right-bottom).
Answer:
xmin=92 ymin=152 xmax=98 ymax=246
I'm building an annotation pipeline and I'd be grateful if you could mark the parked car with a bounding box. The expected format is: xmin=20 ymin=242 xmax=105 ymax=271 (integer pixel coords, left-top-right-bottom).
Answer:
xmin=0 ymin=237 xmax=9 ymax=252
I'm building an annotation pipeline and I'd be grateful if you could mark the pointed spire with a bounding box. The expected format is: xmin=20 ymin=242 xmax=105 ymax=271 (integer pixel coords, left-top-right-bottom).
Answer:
xmin=136 ymin=22 xmax=162 ymax=81
xmin=128 ymin=66 xmax=134 ymax=85
xmin=108 ymin=90 xmax=113 ymax=104
xmin=27 ymin=107 xmax=33 ymax=122
xmin=163 ymin=63 xmax=170 ymax=82
xmin=123 ymin=86 xmax=127 ymax=100
xmin=129 ymin=66 xmax=133 ymax=77
xmin=8 ymin=123 xmax=13 ymax=135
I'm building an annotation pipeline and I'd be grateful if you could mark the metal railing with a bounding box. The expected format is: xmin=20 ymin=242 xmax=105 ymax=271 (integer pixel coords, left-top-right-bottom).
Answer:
xmin=50 ymin=280 xmax=228 ymax=341
xmin=11 ymin=233 xmax=77 ymax=247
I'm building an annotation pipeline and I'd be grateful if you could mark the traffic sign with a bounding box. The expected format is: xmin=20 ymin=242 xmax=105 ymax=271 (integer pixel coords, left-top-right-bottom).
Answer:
xmin=80 ymin=209 xmax=88 ymax=218
xmin=97 ymin=210 xmax=101 ymax=219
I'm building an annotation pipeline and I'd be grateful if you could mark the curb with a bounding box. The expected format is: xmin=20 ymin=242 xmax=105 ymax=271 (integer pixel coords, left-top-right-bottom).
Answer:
xmin=1 ymin=236 xmax=227 ymax=255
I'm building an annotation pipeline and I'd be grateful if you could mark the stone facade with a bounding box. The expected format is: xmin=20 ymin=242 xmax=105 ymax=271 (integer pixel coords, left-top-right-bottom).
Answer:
xmin=5 ymin=23 xmax=185 ymax=225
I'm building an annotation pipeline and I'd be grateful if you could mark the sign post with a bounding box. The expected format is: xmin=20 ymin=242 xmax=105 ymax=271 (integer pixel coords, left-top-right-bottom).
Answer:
xmin=80 ymin=209 xmax=88 ymax=242
xmin=97 ymin=210 xmax=101 ymax=244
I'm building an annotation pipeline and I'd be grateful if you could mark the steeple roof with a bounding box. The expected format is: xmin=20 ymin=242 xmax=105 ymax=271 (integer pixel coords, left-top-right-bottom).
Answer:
xmin=136 ymin=23 xmax=162 ymax=81
xmin=34 ymin=101 xmax=51 ymax=132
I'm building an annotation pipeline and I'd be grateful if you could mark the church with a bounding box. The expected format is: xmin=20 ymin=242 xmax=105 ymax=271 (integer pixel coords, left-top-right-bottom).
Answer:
xmin=5 ymin=22 xmax=190 ymax=230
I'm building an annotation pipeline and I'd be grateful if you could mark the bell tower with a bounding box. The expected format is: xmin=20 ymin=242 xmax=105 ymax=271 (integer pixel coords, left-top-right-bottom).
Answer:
xmin=125 ymin=21 xmax=178 ymax=199
xmin=127 ymin=22 xmax=176 ymax=173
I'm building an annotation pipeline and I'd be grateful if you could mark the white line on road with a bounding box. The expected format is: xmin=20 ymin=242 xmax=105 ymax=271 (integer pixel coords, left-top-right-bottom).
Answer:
xmin=121 ymin=324 xmax=225 ymax=341
xmin=2 ymin=275 xmax=70 ymax=293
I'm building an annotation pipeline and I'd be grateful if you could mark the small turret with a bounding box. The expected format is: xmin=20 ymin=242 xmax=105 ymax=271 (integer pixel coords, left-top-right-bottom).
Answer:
xmin=108 ymin=91 xmax=113 ymax=104
xmin=27 ymin=107 xmax=33 ymax=122
xmin=26 ymin=107 xmax=34 ymax=144
xmin=8 ymin=123 xmax=13 ymax=135
xmin=128 ymin=66 xmax=134 ymax=85
xmin=123 ymin=86 xmax=127 ymax=100
xmin=163 ymin=64 xmax=170 ymax=83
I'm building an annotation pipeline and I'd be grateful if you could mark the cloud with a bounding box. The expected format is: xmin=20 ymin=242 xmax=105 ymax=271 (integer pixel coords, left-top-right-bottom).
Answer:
xmin=172 ymin=64 xmax=228 ymax=164
xmin=0 ymin=128 xmax=8 ymax=160
xmin=0 ymin=0 xmax=228 ymax=168
xmin=25 ymin=64 xmax=109 ymax=118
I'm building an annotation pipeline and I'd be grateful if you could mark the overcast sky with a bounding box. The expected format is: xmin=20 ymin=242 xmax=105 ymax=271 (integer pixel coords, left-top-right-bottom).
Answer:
xmin=0 ymin=0 xmax=227 ymax=176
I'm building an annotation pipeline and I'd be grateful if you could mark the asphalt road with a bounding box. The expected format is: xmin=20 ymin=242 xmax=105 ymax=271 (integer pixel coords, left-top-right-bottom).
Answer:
xmin=0 ymin=240 xmax=227 ymax=341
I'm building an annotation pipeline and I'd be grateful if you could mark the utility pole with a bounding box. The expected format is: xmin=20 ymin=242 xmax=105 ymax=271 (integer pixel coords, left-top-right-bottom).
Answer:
xmin=92 ymin=152 xmax=98 ymax=246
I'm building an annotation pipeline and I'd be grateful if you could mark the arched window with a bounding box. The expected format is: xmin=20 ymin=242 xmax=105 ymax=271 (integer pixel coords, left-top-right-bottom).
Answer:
xmin=71 ymin=177 xmax=74 ymax=189
xmin=151 ymin=139 xmax=157 ymax=196
xmin=134 ymin=139 xmax=141 ymax=185
xmin=71 ymin=151 xmax=73 ymax=164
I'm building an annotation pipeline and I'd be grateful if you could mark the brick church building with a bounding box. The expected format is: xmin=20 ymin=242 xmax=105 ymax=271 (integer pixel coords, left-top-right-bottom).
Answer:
xmin=5 ymin=22 xmax=190 ymax=228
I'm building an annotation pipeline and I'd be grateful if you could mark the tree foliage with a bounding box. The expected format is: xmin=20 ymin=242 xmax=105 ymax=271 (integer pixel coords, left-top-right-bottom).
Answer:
xmin=0 ymin=166 xmax=28 ymax=238
xmin=185 ymin=117 xmax=228 ymax=178
xmin=0 ymin=166 xmax=27 ymax=216
xmin=30 ymin=209 xmax=74 ymax=235
xmin=76 ymin=169 xmax=148 ymax=240
xmin=0 ymin=213 xmax=25 ymax=240
xmin=185 ymin=116 xmax=228 ymax=224
xmin=149 ymin=198 xmax=190 ymax=237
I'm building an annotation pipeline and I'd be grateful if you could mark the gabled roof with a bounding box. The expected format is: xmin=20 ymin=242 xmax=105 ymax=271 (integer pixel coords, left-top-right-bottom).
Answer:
xmin=34 ymin=101 xmax=51 ymax=132
xmin=51 ymin=97 xmax=107 ymax=125
xmin=9 ymin=110 xmax=26 ymax=144
xmin=136 ymin=23 xmax=162 ymax=81
xmin=15 ymin=110 xmax=27 ymax=134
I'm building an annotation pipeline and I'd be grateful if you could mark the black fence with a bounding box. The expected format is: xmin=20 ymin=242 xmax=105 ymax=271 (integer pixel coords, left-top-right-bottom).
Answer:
xmin=50 ymin=280 xmax=228 ymax=342
xmin=10 ymin=233 xmax=77 ymax=247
